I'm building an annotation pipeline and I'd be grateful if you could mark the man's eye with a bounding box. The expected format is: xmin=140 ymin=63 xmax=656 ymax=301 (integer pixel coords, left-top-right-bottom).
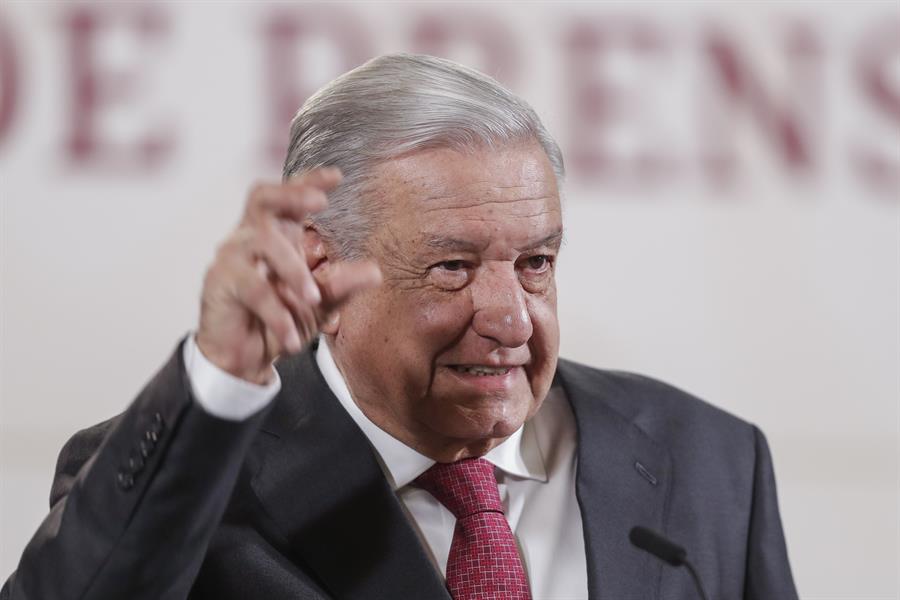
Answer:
xmin=429 ymin=260 xmax=471 ymax=291
xmin=523 ymin=255 xmax=552 ymax=272
xmin=439 ymin=260 xmax=466 ymax=272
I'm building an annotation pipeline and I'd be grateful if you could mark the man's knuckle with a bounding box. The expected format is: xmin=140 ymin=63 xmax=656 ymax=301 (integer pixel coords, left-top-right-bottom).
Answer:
xmin=247 ymin=182 xmax=271 ymax=210
xmin=253 ymin=221 xmax=275 ymax=249
xmin=270 ymin=313 xmax=293 ymax=339
xmin=216 ymin=235 xmax=241 ymax=259
xmin=248 ymin=181 xmax=266 ymax=198
xmin=244 ymin=278 xmax=270 ymax=306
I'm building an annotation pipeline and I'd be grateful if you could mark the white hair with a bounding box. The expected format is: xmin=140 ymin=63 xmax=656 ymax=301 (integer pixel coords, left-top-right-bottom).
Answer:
xmin=282 ymin=53 xmax=565 ymax=260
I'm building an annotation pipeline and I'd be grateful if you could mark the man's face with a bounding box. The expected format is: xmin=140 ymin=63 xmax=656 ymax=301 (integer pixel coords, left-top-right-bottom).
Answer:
xmin=329 ymin=141 xmax=562 ymax=460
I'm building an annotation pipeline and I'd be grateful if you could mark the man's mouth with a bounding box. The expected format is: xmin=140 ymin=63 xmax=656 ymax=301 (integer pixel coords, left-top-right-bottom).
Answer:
xmin=449 ymin=365 xmax=514 ymax=376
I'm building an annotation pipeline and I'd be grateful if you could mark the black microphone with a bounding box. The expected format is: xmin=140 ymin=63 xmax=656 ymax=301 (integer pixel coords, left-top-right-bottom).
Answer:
xmin=629 ymin=526 xmax=711 ymax=600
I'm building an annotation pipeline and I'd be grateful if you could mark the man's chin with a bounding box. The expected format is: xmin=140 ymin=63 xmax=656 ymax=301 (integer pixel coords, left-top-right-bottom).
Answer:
xmin=414 ymin=389 xmax=539 ymax=458
xmin=437 ymin=404 xmax=530 ymax=445
xmin=416 ymin=408 xmax=531 ymax=461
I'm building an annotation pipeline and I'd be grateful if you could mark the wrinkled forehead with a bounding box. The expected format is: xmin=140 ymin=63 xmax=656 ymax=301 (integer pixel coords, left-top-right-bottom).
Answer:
xmin=372 ymin=142 xmax=559 ymax=212
xmin=368 ymin=143 xmax=562 ymax=253
xmin=381 ymin=139 xmax=555 ymax=184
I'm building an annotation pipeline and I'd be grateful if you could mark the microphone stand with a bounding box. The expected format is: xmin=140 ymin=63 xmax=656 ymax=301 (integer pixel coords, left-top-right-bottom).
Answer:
xmin=682 ymin=559 xmax=711 ymax=600
xmin=629 ymin=526 xmax=712 ymax=600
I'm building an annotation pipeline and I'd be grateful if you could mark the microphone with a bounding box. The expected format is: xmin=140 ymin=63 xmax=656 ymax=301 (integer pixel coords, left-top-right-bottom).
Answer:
xmin=629 ymin=526 xmax=711 ymax=600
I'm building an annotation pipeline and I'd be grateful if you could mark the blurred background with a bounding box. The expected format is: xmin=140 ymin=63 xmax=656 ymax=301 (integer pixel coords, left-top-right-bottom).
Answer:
xmin=1 ymin=1 xmax=897 ymax=597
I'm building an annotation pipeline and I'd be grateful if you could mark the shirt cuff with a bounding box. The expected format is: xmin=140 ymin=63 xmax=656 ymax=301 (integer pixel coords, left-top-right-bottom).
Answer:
xmin=183 ymin=334 xmax=281 ymax=421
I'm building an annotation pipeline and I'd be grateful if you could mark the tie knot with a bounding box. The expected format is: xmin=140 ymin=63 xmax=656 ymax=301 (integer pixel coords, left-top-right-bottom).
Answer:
xmin=415 ymin=458 xmax=503 ymax=519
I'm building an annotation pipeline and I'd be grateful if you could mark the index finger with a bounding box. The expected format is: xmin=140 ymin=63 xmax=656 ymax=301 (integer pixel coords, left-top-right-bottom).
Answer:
xmin=286 ymin=166 xmax=343 ymax=193
xmin=245 ymin=183 xmax=328 ymax=223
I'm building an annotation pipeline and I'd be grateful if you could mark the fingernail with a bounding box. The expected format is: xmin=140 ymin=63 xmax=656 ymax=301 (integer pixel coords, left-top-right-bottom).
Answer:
xmin=286 ymin=330 xmax=302 ymax=354
xmin=306 ymin=282 xmax=321 ymax=303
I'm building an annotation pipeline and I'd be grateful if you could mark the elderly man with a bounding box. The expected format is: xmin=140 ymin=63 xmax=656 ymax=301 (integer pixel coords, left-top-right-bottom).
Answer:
xmin=3 ymin=54 xmax=797 ymax=600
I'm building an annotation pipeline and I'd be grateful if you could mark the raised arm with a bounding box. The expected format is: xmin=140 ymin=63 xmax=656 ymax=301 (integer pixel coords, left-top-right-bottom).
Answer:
xmin=2 ymin=169 xmax=381 ymax=599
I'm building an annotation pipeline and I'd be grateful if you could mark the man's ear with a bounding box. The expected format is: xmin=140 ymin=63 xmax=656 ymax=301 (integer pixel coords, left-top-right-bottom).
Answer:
xmin=302 ymin=225 xmax=341 ymax=335
xmin=302 ymin=225 xmax=328 ymax=271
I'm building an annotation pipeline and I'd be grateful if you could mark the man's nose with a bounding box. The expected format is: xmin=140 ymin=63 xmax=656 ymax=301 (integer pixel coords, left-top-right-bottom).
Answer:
xmin=470 ymin=264 xmax=533 ymax=348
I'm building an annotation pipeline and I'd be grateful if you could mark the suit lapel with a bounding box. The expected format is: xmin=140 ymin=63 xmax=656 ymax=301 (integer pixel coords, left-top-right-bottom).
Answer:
xmin=247 ymin=348 xmax=670 ymax=599
xmin=556 ymin=361 xmax=673 ymax=600
xmin=250 ymin=342 xmax=450 ymax=600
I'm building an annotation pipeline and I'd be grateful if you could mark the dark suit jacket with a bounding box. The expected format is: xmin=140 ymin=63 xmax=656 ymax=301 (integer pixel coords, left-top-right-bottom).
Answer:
xmin=2 ymin=339 xmax=798 ymax=599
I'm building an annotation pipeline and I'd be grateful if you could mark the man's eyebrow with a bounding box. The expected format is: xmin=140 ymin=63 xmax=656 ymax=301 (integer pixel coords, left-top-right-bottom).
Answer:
xmin=518 ymin=230 xmax=564 ymax=252
xmin=423 ymin=230 xmax=564 ymax=253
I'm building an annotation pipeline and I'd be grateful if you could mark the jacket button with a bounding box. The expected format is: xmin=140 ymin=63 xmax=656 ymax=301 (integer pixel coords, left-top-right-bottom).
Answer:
xmin=127 ymin=451 xmax=145 ymax=474
xmin=149 ymin=414 xmax=165 ymax=436
xmin=144 ymin=429 xmax=159 ymax=444
xmin=117 ymin=471 xmax=135 ymax=490
xmin=139 ymin=439 xmax=155 ymax=458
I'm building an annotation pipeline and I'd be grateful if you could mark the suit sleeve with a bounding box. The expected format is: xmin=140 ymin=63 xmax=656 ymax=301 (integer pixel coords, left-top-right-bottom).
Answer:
xmin=744 ymin=426 xmax=799 ymax=600
xmin=1 ymin=340 xmax=273 ymax=600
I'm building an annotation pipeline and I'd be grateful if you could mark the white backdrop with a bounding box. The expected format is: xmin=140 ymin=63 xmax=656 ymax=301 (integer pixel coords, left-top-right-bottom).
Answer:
xmin=1 ymin=2 xmax=898 ymax=598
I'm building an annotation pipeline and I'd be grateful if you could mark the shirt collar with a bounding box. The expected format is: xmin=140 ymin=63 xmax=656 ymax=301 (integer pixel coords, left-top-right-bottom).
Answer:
xmin=315 ymin=337 xmax=548 ymax=489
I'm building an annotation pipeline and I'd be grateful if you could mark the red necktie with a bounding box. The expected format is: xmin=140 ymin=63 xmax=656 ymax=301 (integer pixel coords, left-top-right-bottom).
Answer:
xmin=416 ymin=458 xmax=532 ymax=600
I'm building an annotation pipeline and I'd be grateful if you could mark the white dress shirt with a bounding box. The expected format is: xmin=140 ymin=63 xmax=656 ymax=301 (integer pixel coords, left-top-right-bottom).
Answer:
xmin=184 ymin=335 xmax=589 ymax=599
